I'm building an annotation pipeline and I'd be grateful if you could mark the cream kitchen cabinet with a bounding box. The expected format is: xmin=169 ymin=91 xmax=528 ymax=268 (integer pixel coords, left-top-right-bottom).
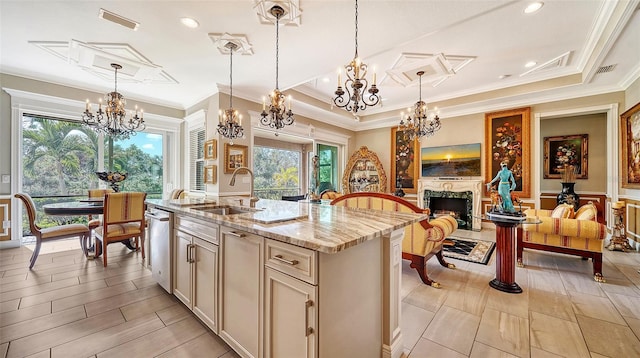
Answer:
xmin=219 ymin=226 xmax=264 ymax=358
xmin=173 ymin=216 xmax=219 ymax=333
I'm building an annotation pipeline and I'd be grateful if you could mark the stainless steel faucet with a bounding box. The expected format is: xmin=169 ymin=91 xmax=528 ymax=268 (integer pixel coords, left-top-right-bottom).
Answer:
xmin=229 ymin=166 xmax=259 ymax=208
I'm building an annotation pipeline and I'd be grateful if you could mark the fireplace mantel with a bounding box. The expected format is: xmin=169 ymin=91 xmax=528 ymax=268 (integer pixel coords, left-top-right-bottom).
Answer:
xmin=417 ymin=179 xmax=483 ymax=231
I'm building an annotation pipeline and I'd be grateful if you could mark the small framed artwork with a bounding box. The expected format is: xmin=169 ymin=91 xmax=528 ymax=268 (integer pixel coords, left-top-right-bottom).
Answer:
xmin=622 ymin=101 xmax=640 ymax=188
xmin=543 ymin=134 xmax=588 ymax=179
xmin=204 ymin=165 xmax=217 ymax=184
xmin=484 ymin=107 xmax=531 ymax=198
xmin=224 ymin=143 xmax=248 ymax=173
xmin=390 ymin=127 xmax=419 ymax=194
xmin=204 ymin=139 xmax=217 ymax=160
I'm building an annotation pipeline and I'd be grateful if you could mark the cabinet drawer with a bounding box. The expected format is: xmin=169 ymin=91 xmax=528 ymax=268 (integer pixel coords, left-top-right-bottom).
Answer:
xmin=175 ymin=215 xmax=219 ymax=245
xmin=265 ymin=240 xmax=317 ymax=285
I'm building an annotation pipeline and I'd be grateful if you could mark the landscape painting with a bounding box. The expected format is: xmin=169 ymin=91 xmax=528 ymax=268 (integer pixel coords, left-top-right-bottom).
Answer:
xmin=421 ymin=143 xmax=481 ymax=177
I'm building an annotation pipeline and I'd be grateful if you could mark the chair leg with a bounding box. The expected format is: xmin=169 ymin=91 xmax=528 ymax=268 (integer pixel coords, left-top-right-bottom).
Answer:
xmin=29 ymin=240 xmax=42 ymax=269
xmin=406 ymin=253 xmax=441 ymax=288
xmin=435 ymin=249 xmax=455 ymax=269
xmin=593 ymin=252 xmax=605 ymax=283
xmin=140 ymin=236 xmax=145 ymax=260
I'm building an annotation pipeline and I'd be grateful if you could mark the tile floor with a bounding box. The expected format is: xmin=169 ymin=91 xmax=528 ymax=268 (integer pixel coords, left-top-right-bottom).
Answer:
xmin=1 ymin=229 xmax=639 ymax=357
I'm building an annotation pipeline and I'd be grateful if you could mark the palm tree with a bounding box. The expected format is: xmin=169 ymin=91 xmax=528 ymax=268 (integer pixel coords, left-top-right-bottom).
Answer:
xmin=22 ymin=117 xmax=94 ymax=195
xmin=273 ymin=167 xmax=299 ymax=188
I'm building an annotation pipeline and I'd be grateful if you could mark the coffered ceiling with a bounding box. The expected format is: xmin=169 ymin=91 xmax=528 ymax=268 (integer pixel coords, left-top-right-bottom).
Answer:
xmin=1 ymin=1 xmax=638 ymax=131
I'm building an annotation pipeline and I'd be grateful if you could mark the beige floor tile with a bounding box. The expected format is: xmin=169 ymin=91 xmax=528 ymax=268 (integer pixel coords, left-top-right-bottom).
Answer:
xmin=0 ymin=273 xmax=28 ymax=285
xmin=527 ymin=269 xmax=567 ymax=295
xmin=156 ymin=303 xmax=193 ymax=326
xmin=96 ymin=316 xmax=207 ymax=358
xmin=0 ymin=299 xmax=19 ymax=314
xmin=589 ymin=352 xmax=609 ymax=358
xmin=409 ymin=338 xmax=467 ymax=358
xmin=131 ymin=275 xmax=158 ymax=289
xmin=218 ymin=350 xmax=241 ymax=358
xmin=576 ymin=314 xmax=640 ymax=357
xmin=617 ymin=264 xmax=640 ymax=288
xmin=403 ymin=282 xmax=449 ymax=313
xmin=485 ymin=287 xmax=529 ymax=319
xmin=0 ymin=342 xmax=7 ymax=358
xmin=530 ymin=347 xmax=564 ymax=357
xmin=83 ymin=284 xmax=164 ymax=317
xmin=0 ymin=306 xmax=86 ymax=344
xmin=0 ymin=277 xmax=79 ymax=303
xmin=23 ymin=349 xmax=50 ymax=358
xmin=599 ymin=276 xmax=640 ymax=297
xmin=529 ymin=311 xmax=590 ymax=358
xmin=120 ymin=292 xmax=177 ymax=321
xmin=52 ymin=281 xmax=138 ymax=313
xmin=400 ymin=302 xmax=435 ymax=352
xmin=0 ymin=302 xmax=51 ymax=327
xmin=444 ymin=285 xmax=490 ymax=316
xmin=0 ymin=275 xmax=51 ymax=292
xmin=625 ymin=316 xmax=640 ymax=339
xmin=529 ymin=288 xmax=576 ymax=322
xmin=6 ymin=309 xmax=124 ymax=358
xmin=569 ymin=291 xmax=627 ymax=325
xmin=476 ymin=308 xmax=529 ymax=357
xmin=557 ymin=268 xmax=605 ymax=297
xmin=104 ymin=268 xmax=151 ymax=286
xmin=19 ymin=279 xmax=106 ymax=308
xmin=470 ymin=342 xmax=519 ymax=358
xmin=156 ymin=332 xmax=231 ymax=358
xmin=605 ymin=291 xmax=640 ymax=319
xmin=422 ymin=306 xmax=480 ymax=355
xmin=51 ymin=312 xmax=165 ymax=358
xmin=462 ymin=269 xmax=495 ymax=290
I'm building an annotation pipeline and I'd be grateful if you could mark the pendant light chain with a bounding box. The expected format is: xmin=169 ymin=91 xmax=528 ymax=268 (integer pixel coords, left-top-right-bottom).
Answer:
xmin=275 ymin=11 xmax=280 ymax=90
xmin=229 ymin=44 xmax=233 ymax=108
xmin=354 ymin=0 xmax=358 ymax=58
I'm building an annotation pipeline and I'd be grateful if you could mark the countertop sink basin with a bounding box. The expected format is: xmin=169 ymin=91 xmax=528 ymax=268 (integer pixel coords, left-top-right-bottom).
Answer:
xmin=191 ymin=205 xmax=256 ymax=215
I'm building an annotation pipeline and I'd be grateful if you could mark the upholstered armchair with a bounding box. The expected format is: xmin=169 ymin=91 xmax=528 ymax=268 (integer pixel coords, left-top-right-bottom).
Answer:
xmin=517 ymin=202 xmax=607 ymax=282
xmin=331 ymin=192 xmax=458 ymax=288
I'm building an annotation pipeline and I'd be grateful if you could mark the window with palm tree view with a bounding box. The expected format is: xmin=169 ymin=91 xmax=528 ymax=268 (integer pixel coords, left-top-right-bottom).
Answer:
xmin=253 ymin=146 xmax=301 ymax=199
xmin=20 ymin=115 xmax=163 ymax=233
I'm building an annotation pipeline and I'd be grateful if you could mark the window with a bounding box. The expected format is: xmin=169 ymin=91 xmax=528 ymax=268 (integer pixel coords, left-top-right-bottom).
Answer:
xmin=189 ymin=128 xmax=205 ymax=192
xmin=104 ymin=134 xmax=164 ymax=196
xmin=253 ymin=145 xmax=302 ymax=199
xmin=316 ymin=143 xmax=339 ymax=193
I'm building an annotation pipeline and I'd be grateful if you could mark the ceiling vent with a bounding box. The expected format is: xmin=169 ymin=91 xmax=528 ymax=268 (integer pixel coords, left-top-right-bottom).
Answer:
xmin=595 ymin=64 xmax=616 ymax=74
xmin=98 ymin=8 xmax=140 ymax=31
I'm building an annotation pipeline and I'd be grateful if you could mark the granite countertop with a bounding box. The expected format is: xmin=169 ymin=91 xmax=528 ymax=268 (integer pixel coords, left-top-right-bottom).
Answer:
xmin=146 ymin=197 xmax=427 ymax=254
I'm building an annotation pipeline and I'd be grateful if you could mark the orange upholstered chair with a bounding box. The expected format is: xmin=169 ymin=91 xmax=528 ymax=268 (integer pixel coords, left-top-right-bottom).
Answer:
xmin=14 ymin=193 xmax=90 ymax=269
xmin=94 ymin=192 xmax=147 ymax=267
xmin=87 ymin=188 xmax=114 ymax=232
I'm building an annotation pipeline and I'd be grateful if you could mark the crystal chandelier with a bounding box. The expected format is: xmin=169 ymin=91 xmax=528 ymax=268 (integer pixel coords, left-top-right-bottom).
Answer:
xmin=260 ymin=5 xmax=294 ymax=131
xmin=82 ymin=63 xmax=145 ymax=140
xmin=333 ymin=0 xmax=380 ymax=115
xmin=398 ymin=71 xmax=441 ymax=140
xmin=217 ymin=42 xmax=244 ymax=144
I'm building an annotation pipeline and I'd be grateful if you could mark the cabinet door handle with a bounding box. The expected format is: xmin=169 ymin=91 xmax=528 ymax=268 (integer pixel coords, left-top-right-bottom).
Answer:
xmin=189 ymin=244 xmax=196 ymax=263
xmin=305 ymin=300 xmax=314 ymax=337
xmin=227 ymin=231 xmax=246 ymax=238
xmin=186 ymin=243 xmax=191 ymax=263
xmin=273 ymin=254 xmax=299 ymax=266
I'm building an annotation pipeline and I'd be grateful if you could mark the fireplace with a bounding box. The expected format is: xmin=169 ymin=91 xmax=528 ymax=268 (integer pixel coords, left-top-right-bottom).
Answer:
xmin=417 ymin=179 xmax=483 ymax=231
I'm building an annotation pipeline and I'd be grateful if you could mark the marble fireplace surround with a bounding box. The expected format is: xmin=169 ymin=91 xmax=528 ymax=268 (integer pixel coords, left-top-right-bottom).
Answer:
xmin=417 ymin=179 xmax=483 ymax=231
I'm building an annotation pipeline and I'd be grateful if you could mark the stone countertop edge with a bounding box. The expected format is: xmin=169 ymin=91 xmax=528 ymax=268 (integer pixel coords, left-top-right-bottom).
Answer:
xmin=146 ymin=198 xmax=427 ymax=254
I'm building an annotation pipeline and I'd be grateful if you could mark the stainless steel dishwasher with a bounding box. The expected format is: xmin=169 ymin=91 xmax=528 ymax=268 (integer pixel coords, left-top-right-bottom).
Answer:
xmin=146 ymin=208 xmax=173 ymax=293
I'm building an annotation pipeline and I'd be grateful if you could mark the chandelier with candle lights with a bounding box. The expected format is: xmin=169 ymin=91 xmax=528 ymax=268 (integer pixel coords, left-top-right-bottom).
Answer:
xmin=333 ymin=0 xmax=380 ymax=115
xmin=398 ymin=71 xmax=441 ymax=140
xmin=260 ymin=5 xmax=294 ymax=131
xmin=82 ymin=63 xmax=145 ymax=140
xmin=217 ymin=42 xmax=244 ymax=143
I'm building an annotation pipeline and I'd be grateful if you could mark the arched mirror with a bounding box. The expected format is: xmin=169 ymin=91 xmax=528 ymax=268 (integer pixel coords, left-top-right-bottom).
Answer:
xmin=342 ymin=146 xmax=387 ymax=194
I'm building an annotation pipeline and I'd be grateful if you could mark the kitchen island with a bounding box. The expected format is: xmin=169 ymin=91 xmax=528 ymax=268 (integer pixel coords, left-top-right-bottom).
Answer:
xmin=146 ymin=197 xmax=427 ymax=358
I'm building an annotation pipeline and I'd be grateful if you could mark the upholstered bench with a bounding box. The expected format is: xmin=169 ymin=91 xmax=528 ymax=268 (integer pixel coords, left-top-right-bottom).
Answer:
xmin=331 ymin=192 xmax=458 ymax=288
xmin=517 ymin=202 xmax=607 ymax=282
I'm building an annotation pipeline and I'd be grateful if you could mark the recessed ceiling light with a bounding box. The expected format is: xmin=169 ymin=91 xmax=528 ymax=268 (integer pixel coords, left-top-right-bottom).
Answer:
xmin=180 ymin=17 xmax=199 ymax=28
xmin=525 ymin=61 xmax=537 ymax=68
xmin=524 ymin=2 xmax=544 ymax=14
xmin=322 ymin=77 xmax=330 ymax=83
xmin=498 ymin=74 xmax=511 ymax=79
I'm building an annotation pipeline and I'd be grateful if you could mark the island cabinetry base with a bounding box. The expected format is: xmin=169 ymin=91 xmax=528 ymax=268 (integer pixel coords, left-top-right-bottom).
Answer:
xmin=173 ymin=217 xmax=219 ymax=333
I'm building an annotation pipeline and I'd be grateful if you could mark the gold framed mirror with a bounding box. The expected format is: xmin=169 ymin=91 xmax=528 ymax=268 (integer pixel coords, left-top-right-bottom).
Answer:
xmin=342 ymin=146 xmax=387 ymax=194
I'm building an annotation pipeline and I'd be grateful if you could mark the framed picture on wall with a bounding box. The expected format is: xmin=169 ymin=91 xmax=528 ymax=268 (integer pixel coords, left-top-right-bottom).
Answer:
xmin=484 ymin=107 xmax=531 ymax=198
xmin=622 ymin=101 xmax=640 ymax=189
xmin=204 ymin=139 xmax=217 ymax=160
xmin=543 ymin=134 xmax=588 ymax=179
xmin=204 ymin=165 xmax=216 ymax=184
xmin=224 ymin=143 xmax=248 ymax=173
xmin=391 ymin=127 xmax=419 ymax=194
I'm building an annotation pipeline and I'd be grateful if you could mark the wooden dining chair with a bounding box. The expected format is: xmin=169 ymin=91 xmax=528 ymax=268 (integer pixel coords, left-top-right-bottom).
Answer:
xmin=14 ymin=193 xmax=91 ymax=269
xmin=94 ymin=192 xmax=147 ymax=267
xmin=87 ymin=188 xmax=114 ymax=232
xmin=169 ymin=188 xmax=184 ymax=199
